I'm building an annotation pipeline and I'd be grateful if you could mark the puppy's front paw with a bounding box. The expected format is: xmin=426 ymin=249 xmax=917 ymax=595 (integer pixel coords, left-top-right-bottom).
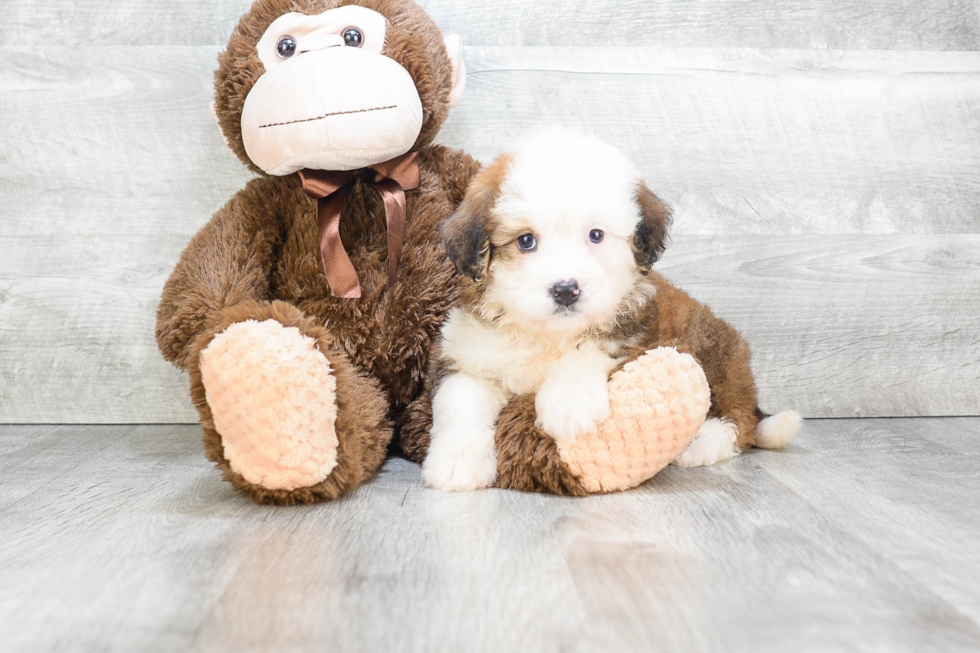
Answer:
xmin=422 ymin=429 xmax=497 ymax=492
xmin=535 ymin=379 xmax=610 ymax=446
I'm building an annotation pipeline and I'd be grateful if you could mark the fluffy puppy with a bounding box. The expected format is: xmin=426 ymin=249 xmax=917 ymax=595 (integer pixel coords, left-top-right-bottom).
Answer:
xmin=422 ymin=128 xmax=800 ymax=492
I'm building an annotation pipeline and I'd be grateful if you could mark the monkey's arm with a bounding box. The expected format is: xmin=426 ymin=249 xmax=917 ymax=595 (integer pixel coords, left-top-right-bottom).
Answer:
xmin=155 ymin=177 xmax=284 ymax=370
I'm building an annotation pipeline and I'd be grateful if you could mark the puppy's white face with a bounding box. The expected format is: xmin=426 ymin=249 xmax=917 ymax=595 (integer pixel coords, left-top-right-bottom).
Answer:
xmin=482 ymin=130 xmax=647 ymax=335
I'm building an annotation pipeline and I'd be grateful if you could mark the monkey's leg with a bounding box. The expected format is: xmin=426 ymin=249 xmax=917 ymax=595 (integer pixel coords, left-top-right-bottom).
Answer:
xmin=557 ymin=347 xmax=708 ymax=492
xmin=494 ymin=347 xmax=708 ymax=495
xmin=188 ymin=300 xmax=391 ymax=505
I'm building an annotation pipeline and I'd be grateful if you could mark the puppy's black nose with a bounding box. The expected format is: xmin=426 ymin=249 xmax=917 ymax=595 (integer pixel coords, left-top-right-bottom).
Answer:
xmin=550 ymin=280 xmax=580 ymax=307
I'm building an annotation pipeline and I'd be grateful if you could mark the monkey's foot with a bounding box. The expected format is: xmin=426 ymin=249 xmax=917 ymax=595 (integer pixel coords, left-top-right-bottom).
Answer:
xmin=557 ymin=347 xmax=710 ymax=493
xmin=200 ymin=319 xmax=339 ymax=491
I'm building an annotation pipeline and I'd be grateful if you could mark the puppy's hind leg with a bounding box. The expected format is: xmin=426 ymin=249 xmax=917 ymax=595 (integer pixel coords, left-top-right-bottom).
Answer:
xmin=755 ymin=409 xmax=802 ymax=450
xmin=672 ymin=408 xmax=802 ymax=468
xmin=671 ymin=417 xmax=740 ymax=468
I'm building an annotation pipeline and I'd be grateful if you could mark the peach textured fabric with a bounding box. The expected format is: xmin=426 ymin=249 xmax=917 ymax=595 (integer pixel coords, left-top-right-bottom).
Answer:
xmin=200 ymin=319 xmax=340 ymax=490
xmin=558 ymin=347 xmax=710 ymax=493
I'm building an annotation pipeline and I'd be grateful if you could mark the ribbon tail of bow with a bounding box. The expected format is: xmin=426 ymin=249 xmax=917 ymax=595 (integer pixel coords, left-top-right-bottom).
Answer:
xmin=373 ymin=178 xmax=407 ymax=288
xmin=316 ymin=187 xmax=361 ymax=299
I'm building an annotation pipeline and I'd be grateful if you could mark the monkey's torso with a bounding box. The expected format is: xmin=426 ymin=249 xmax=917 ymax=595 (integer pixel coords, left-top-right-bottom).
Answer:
xmin=243 ymin=145 xmax=478 ymax=410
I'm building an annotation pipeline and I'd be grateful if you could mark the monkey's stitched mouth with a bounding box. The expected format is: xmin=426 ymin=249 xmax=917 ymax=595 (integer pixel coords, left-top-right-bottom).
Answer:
xmin=259 ymin=105 xmax=396 ymax=129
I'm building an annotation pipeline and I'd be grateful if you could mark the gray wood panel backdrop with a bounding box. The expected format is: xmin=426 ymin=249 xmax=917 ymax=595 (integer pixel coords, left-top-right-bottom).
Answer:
xmin=1 ymin=0 xmax=979 ymax=423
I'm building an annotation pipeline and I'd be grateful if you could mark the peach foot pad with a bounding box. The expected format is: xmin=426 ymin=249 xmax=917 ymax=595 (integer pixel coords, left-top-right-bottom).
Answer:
xmin=199 ymin=319 xmax=339 ymax=491
xmin=558 ymin=347 xmax=710 ymax=493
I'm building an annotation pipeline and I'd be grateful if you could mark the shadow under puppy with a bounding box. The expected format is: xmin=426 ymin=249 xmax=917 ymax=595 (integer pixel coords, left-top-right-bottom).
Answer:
xmin=407 ymin=128 xmax=801 ymax=492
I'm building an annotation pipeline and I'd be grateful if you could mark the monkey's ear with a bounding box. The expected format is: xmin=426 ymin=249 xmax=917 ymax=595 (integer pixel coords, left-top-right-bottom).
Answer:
xmin=210 ymin=100 xmax=234 ymax=150
xmin=444 ymin=34 xmax=466 ymax=108
xmin=440 ymin=190 xmax=493 ymax=282
xmin=632 ymin=181 xmax=672 ymax=274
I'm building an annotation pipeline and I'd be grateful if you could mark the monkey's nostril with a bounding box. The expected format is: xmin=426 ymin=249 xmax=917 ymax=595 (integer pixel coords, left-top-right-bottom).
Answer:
xmin=550 ymin=280 xmax=580 ymax=307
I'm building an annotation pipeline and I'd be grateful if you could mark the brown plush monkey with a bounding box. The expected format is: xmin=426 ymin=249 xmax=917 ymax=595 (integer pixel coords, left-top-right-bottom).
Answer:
xmin=157 ymin=0 xmax=714 ymax=504
xmin=156 ymin=0 xmax=479 ymax=504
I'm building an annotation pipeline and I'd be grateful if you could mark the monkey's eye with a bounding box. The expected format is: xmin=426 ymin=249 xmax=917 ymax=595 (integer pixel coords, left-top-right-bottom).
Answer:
xmin=276 ymin=36 xmax=297 ymax=59
xmin=589 ymin=229 xmax=605 ymax=244
xmin=517 ymin=233 xmax=537 ymax=252
xmin=342 ymin=27 xmax=364 ymax=48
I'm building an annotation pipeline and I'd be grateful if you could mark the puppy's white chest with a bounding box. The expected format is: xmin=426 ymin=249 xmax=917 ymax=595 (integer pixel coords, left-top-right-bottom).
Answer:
xmin=440 ymin=310 xmax=559 ymax=394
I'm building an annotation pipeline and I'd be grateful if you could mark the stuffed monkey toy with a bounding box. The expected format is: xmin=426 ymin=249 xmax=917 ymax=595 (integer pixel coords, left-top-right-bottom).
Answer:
xmin=156 ymin=0 xmax=709 ymax=504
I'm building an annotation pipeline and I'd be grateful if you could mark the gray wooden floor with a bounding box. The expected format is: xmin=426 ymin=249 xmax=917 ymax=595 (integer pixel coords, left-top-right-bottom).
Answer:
xmin=2 ymin=419 xmax=979 ymax=653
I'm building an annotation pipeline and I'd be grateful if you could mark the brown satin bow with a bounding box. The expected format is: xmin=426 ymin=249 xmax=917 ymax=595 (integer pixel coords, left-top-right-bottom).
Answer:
xmin=298 ymin=151 xmax=420 ymax=299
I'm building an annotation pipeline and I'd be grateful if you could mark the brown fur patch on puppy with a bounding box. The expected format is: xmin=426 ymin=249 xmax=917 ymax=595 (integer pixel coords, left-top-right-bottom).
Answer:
xmin=439 ymin=153 xmax=513 ymax=283
xmin=585 ymin=268 xmax=763 ymax=449
xmin=632 ymin=182 xmax=673 ymax=274
xmin=650 ymin=276 xmax=761 ymax=448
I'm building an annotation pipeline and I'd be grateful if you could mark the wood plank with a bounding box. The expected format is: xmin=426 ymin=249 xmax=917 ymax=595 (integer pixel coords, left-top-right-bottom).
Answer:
xmin=2 ymin=45 xmax=979 ymax=421
xmin=0 ymin=235 xmax=196 ymax=424
xmin=425 ymin=0 xmax=980 ymax=50
xmin=5 ymin=46 xmax=979 ymax=231
xmin=6 ymin=47 xmax=978 ymax=236
xmin=1 ymin=0 xmax=978 ymax=50
xmin=1 ymin=232 xmax=977 ymax=422
xmin=757 ymin=418 xmax=980 ymax=624
xmin=0 ymin=45 xmax=244 ymax=424
xmin=659 ymin=235 xmax=980 ymax=418
xmin=0 ymin=47 xmax=252 ymax=217
xmin=2 ymin=421 xmax=980 ymax=652
xmin=445 ymin=47 xmax=980 ymax=234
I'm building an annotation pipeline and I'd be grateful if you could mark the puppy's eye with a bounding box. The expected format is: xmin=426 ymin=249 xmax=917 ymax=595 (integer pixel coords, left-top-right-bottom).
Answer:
xmin=276 ymin=36 xmax=297 ymax=59
xmin=589 ymin=229 xmax=605 ymax=244
xmin=517 ymin=233 xmax=537 ymax=252
xmin=342 ymin=27 xmax=364 ymax=48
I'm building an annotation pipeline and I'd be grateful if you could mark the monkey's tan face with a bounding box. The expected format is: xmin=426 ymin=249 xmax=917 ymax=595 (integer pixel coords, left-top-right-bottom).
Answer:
xmin=240 ymin=5 xmax=452 ymax=175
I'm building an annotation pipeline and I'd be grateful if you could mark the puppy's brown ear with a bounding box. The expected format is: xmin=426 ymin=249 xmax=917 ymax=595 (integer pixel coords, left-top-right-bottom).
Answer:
xmin=440 ymin=155 xmax=510 ymax=282
xmin=632 ymin=181 xmax=673 ymax=274
xmin=440 ymin=191 xmax=494 ymax=282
